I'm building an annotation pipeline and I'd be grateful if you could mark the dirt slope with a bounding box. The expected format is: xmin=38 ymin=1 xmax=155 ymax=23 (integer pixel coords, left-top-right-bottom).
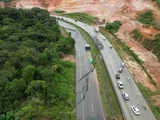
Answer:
xmin=5 ymin=0 xmax=160 ymax=90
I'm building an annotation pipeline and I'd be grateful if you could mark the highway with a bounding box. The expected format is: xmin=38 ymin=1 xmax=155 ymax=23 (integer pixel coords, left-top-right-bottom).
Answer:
xmin=57 ymin=20 xmax=105 ymax=120
xmin=52 ymin=15 xmax=157 ymax=120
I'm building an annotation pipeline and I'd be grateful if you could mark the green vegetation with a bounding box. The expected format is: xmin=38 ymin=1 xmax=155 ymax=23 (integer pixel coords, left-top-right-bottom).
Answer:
xmin=156 ymin=0 xmax=160 ymax=6
xmin=131 ymin=29 xmax=143 ymax=41
xmin=62 ymin=12 xmax=98 ymax=25
xmin=54 ymin=10 xmax=66 ymax=13
xmin=100 ymin=27 xmax=160 ymax=119
xmin=137 ymin=83 xmax=160 ymax=119
xmin=105 ymin=21 xmax=122 ymax=33
xmin=0 ymin=7 xmax=75 ymax=119
xmin=152 ymin=0 xmax=160 ymax=7
xmin=137 ymin=10 xmax=160 ymax=29
xmin=0 ymin=0 xmax=11 ymax=3
xmin=137 ymin=10 xmax=154 ymax=25
xmin=60 ymin=26 xmax=70 ymax=37
xmin=66 ymin=21 xmax=123 ymax=119
xmin=142 ymin=34 xmax=160 ymax=60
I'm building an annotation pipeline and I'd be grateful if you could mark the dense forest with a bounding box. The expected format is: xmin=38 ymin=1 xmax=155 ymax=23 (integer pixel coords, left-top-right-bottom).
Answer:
xmin=0 ymin=7 xmax=75 ymax=120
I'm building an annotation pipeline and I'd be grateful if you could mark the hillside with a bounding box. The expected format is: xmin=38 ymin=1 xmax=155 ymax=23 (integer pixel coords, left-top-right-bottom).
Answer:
xmin=0 ymin=7 xmax=75 ymax=120
xmin=0 ymin=0 xmax=157 ymax=90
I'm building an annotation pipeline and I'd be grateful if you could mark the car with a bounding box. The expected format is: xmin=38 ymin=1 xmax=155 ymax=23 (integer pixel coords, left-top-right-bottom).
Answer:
xmin=84 ymin=44 xmax=90 ymax=50
xmin=110 ymin=46 xmax=112 ymax=49
xmin=75 ymin=20 xmax=77 ymax=22
xmin=116 ymin=74 xmax=120 ymax=79
xmin=122 ymin=92 xmax=129 ymax=100
xmin=117 ymin=81 xmax=124 ymax=89
xmin=94 ymin=27 xmax=99 ymax=32
xmin=131 ymin=106 xmax=140 ymax=115
xmin=118 ymin=67 xmax=123 ymax=73
xmin=121 ymin=62 xmax=125 ymax=67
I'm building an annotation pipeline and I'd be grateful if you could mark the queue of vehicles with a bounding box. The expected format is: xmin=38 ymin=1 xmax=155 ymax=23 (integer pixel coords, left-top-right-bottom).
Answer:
xmin=116 ymin=62 xmax=140 ymax=116
xmin=84 ymin=42 xmax=140 ymax=116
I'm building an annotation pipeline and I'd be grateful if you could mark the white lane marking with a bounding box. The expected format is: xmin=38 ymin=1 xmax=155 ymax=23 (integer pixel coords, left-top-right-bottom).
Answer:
xmin=89 ymin=84 xmax=94 ymax=113
xmin=86 ymin=68 xmax=88 ymax=72
xmin=94 ymin=70 xmax=105 ymax=120
xmin=81 ymin=86 xmax=85 ymax=120
xmin=79 ymin=51 xmax=84 ymax=120
xmin=91 ymin=104 xmax=94 ymax=112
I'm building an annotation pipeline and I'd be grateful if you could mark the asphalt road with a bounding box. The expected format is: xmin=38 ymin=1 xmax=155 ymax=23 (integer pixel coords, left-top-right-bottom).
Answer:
xmin=52 ymin=15 xmax=157 ymax=120
xmin=57 ymin=20 xmax=105 ymax=120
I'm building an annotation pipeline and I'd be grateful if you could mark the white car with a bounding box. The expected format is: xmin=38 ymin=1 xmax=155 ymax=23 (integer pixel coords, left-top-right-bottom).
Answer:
xmin=121 ymin=62 xmax=125 ymax=67
xmin=94 ymin=27 xmax=99 ymax=32
xmin=117 ymin=81 xmax=124 ymax=89
xmin=131 ymin=106 xmax=140 ymax=115
xmin=122 ymin=92 xmax=129 ymax=100
xmin=118 ymin=67 xmax=123 ymax=73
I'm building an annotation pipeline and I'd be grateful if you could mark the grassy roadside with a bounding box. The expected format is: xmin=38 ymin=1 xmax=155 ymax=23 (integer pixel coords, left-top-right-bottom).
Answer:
xmin=61 ymin=12 xmax=98 ymax=25
xmin=54 ymin=10 xmax=66 ymax=13
xmin=60 ymin=26 xmax=70 ymax=37
xmin=63 ymin=21 xmax=123 ymax=119
xmin=100 ymin=27 xmax=160 ymax=120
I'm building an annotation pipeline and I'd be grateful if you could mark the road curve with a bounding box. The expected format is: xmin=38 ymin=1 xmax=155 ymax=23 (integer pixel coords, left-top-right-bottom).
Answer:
xmin=52 ymin=15 xmax=157 ymax=120
xmin=57 ymin=20 xmax=105 ymax=120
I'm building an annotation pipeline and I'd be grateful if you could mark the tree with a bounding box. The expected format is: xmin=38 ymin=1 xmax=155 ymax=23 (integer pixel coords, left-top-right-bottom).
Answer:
xmin=9 ymin=79 xmax=26 ymax=100
xmin=22 ymin=65 xmax=36 ymax=83
xmin=0 ymin=114 xmax=6 ymax=120
xmin=26 ymin=80 xmax=47 ymax=100
xmin=56 ymin=37 xmax=75 ymax=54
xmin=0 ymin=7 xmax=76 ymax=119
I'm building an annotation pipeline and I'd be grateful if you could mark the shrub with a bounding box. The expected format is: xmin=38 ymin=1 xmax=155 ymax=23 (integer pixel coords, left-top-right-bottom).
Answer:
xmin=137 ymin=10 xmax=160 ymax=29
xmin=142 ymin=34 xmax=160 ymax=60
xmin=105 ymin=21 xmax=122 ymax=33
xmin=131 ymin=29 xmax=143 ymax=40
xmin=54 ymin=10 xmax=66 ymax=13
xmin=137 ymin=10 xmax=154 ymax=25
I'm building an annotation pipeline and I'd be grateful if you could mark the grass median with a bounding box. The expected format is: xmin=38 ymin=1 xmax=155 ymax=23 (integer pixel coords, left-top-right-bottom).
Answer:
xmin=63 ymin=21 xmax=123 ymax=120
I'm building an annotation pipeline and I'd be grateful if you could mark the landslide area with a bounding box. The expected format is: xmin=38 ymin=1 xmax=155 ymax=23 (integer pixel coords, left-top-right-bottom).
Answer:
xmin=3 ymin=0 xmax=160 ymax=90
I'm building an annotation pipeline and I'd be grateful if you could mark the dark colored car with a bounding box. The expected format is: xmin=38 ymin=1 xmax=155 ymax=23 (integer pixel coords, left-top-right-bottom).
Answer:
xmin=84 ymin=44 xmax=90 ymax=50
xmin=116 ymin=74 xmax=120 ymax=79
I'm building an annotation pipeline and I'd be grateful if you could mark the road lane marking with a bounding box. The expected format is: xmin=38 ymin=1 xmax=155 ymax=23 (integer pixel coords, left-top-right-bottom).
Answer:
xmin=91 ymin=104 xmax=94 ymax=112
xmin=86 ymin=68 xmax=88 ymax=72
xmin=79 ymin=51 xmax=85 ymax=120
xmin=88 ymin=77 xmax=94 ymax=114
xmin=94 ymin=70 xmax=105 ymax=120
xmin=81 ymin=86 xmax=85 ymax=120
